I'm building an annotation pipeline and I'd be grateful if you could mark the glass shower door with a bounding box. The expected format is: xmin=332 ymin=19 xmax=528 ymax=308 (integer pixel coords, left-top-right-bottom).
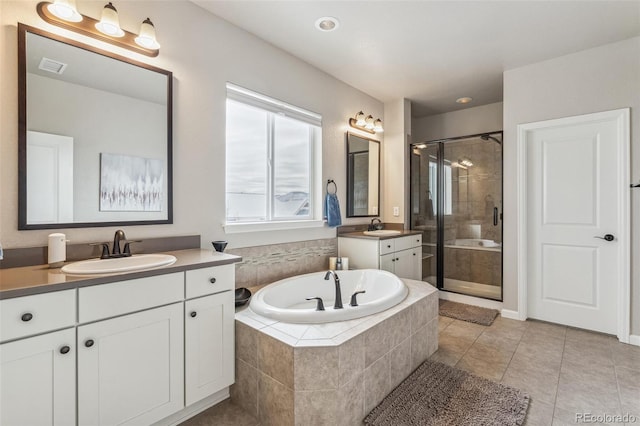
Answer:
xmin=410 ymin=133 xmax=503 ymax=301
xmin=410 ymin=143 xmax=439 ymax=287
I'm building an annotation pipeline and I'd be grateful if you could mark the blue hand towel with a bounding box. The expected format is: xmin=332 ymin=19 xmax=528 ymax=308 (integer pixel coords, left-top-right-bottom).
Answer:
xmin=325 ymin=193 xmax=342 ymax=227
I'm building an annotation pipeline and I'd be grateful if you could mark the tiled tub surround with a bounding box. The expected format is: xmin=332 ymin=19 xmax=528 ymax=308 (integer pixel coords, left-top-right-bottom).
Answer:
xmin=231 ymin=280 xmax=438 ymax=426
xmin=227 ymin=238 xmax=337 ymax=290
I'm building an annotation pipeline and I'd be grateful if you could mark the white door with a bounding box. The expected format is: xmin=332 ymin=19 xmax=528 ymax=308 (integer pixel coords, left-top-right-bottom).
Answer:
xmin=78 ymin=303 xmax=184 ymax=426
xmin=523 ymin=109 xmax=629 ymax=335
xmin=185 ymin=291 xmax=234 ymax=405
xmin=26 ymin=131 xmax=74 ymax=224
xmin=0 ymin=328 xmax=76 ymax=426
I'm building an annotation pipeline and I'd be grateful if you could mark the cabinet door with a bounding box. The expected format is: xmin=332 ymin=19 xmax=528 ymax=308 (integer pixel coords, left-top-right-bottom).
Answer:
xmin=78 ymin=303 xmax=184 ymax=426
xmin=394 ymin=249 xmax=420 ymax=280
xmin=380 ymin=253 xmax=396 ymax=274
xmin=0 ymin=328 xmax=75 ymax=426
xmin=185 ymin=291 xmax=234 ymax=405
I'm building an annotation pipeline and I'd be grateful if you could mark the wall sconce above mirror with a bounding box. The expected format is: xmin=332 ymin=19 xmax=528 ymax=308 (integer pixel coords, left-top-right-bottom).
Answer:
xmin=37 ymin=1 xmax=160 ymax=57
xmin=346 ymin=133 xmax=380 ymax=217
xmin=348 ymin=111 xmax=383 ymax=134
xmin=18 ymin=24 xmax=172 ymax=230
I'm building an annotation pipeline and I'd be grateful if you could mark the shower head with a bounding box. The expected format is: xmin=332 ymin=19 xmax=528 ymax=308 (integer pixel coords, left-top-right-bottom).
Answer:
xmin=480 ymin=134 xmax=501 ymax=144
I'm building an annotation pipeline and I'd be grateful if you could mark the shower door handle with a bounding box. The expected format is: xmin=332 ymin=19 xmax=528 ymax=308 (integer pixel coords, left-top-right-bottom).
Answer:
xmin=493 ymin=208 xmax=499 ymax=226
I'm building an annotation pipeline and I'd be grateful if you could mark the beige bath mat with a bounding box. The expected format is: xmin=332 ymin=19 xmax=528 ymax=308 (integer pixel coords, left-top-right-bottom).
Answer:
xmin=438 ymin=299 xmax=499 ymax=326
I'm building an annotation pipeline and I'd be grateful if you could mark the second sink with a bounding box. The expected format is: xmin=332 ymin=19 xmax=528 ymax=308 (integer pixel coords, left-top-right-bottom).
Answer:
xmin=363 ymin=230 xmax=402 ymax=236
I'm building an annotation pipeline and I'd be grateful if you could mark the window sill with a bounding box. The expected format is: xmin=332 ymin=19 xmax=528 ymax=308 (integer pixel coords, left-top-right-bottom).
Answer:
xmin=223 ymin=219 xmax=326 ymax=234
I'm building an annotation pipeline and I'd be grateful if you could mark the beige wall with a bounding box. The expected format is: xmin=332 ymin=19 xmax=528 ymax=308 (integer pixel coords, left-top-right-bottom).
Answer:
xmin=382 ymin=98 xmax=411 ymax=224
xmin=503 ymin=37 xmax=640 ymax=334
xmin=0 ymin=1 xmax=383 ymax=251
xmin=412 ymin=102 xmax=503 ymax=143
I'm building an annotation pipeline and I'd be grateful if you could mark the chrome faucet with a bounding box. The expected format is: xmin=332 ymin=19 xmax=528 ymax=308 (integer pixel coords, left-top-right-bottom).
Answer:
xmin=324 ymin=271 xmax=343 ymax=309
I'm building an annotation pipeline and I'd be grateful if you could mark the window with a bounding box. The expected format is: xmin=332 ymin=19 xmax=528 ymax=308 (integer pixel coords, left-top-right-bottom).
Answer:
xmin=428 ymin=159 xmax=452 ymax=215
xmin=225 ymin=84 xmax=322 ymax=229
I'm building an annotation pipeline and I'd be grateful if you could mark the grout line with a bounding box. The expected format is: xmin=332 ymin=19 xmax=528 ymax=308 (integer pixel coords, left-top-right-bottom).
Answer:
xmin=550 ymin=331 xmax=567 ymax=422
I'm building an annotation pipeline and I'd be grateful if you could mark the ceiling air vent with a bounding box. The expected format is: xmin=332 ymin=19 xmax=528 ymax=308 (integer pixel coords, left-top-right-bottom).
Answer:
xmin=38 ymin=57 xmax=67 ymax=74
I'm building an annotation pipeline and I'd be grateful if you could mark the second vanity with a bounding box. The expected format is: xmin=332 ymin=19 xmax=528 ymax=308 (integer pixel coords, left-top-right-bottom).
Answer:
xmin=0 ymin=249 xmax=242 ymax=426
xmin=338 ymin=230 xmax=423 ymax=280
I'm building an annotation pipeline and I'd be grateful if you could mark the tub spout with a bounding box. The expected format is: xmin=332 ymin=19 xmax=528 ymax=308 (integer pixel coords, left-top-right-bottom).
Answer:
xmin=324 ymin=271 xmax=343 ymax=309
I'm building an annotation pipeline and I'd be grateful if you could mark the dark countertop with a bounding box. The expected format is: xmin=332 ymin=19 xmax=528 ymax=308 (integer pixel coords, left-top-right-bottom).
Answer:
xmin=338 ymin=230 xmax=422 ymax=240
xmin=0 ymin=249 xmax=242 ymax=300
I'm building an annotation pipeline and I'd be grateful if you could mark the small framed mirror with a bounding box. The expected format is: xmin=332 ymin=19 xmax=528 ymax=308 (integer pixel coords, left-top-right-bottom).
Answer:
xmin=18 ymin=24 xmax=172 ymax=229
xmin=346 ymin=132 xmax=380 ymax=217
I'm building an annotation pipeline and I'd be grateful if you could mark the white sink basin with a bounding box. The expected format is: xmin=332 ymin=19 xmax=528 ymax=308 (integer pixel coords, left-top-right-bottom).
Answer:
xmin=363 ymin=230 xmax=402 ymax=236
xmin=61 ymin=254 xmax=177 ymax=275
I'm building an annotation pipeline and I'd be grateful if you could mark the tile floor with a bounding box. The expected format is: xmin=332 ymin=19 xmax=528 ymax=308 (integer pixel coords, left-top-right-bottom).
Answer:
xmin=181 ymin=316 xmax=640 ymax=426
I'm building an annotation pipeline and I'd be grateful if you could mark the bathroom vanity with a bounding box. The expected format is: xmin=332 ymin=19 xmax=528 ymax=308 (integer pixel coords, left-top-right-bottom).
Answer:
xmin=0 ymin=249 xmax=241 ymax=426
xmin=338 ymin=231 xmax=423 ymax=280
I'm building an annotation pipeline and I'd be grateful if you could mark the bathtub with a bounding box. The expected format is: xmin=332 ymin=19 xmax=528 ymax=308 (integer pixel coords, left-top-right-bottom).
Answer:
xmin=249 ymin=269 xmax=408 ymax=323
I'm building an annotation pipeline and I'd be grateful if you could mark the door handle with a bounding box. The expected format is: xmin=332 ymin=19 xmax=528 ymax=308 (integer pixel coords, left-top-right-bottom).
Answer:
xmin=594 ymin=234 xmax=615 ymax=242
xmin=493 ymin=207 xmax=499 ymax=226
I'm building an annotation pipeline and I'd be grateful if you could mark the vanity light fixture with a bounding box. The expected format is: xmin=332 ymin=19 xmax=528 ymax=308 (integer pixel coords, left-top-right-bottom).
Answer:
xmin=349 ymin=111 xmax=384 ymax=134
xmin=36 ymin=1 xmax=160 ymax=57
xmin=459 ymin=158 xmax=474 ymax=167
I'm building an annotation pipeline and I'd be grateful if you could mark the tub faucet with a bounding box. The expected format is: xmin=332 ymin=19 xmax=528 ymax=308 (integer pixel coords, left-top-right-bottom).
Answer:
xmin=324 ymin=271 xmax=343 ymax=309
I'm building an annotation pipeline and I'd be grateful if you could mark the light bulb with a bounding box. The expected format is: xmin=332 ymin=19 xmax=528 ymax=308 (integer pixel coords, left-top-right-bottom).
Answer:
xmin=355 ymin=111 xmax=366 ymax=126
xmin=47 ymin=0 xmax=82 ymax=22
xmin=365 ymin=115 xmax=374 ymax=130
xmin=135 ymin=18 xmax=160 ymax=49
xmin=95 ymin=2 xmax=124 ymax=37
xmin=373 ymin=118 xmax=384 ymax=133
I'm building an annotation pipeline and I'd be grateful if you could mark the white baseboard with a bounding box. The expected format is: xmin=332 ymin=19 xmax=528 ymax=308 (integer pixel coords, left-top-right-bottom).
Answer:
xmin=500 ymin=309 xmax=524 ymax=321
xmin=155 ymin=388 xmax=230 ymax=426
xmin=629 ymin=334 xmax=640 ymax=347
xmin=438 ymin=290 xmax=503 ymax=310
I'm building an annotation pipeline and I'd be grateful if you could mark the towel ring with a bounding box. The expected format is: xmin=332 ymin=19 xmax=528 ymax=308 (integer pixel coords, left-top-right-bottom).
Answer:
xmin=326 ymin=179 xmax=337 ymax=194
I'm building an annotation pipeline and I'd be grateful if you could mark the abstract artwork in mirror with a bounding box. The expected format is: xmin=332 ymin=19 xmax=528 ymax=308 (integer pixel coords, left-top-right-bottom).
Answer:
xmin=18 ymin=23 xmax=172 ymax=229
xmin=346 ymin=132 xmax=380 ymax=217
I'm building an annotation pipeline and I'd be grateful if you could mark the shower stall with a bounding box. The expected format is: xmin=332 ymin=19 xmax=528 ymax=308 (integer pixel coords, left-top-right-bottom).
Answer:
xmin=410 ymin=132 xmax=503 ymax=301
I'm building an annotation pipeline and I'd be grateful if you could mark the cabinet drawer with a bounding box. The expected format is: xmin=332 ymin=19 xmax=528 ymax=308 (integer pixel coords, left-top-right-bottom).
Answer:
xmin=186 ymin=265 xmax=234 ymax=299
xmin=379 ymin=239 xmax=395 ymax=255
xmin=396 ymin=235 xmax=422 ymax=251
xmin=79 ymin=272 xmax=183 ymax=323
xmin=1 ymin=290 xmax=76 ymax=342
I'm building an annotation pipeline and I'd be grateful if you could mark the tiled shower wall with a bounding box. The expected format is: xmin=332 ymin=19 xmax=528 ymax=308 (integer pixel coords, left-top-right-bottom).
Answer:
xmin=227 ymin=238 xmax=337 ymax=289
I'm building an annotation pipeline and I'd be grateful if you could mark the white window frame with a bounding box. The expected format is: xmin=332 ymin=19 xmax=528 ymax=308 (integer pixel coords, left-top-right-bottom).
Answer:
xmin=223 ymin=83 xmax=323 ymax=233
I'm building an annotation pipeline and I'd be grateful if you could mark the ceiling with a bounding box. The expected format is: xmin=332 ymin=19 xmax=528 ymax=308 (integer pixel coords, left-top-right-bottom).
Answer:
xmin=193 ymin=1 xmax=640 ymax=117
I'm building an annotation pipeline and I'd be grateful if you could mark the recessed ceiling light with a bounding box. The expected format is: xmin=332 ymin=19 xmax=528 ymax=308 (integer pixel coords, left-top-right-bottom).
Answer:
xmin=315 ymin=17 xmax=339 ymax=32
xmin=456 ymin=97 xmax=473 ymax=104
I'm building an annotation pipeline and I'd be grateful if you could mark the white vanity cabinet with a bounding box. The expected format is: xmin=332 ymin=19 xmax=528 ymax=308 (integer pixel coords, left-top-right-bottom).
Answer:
xmin=339 ymin=234 xmax=422 ymax=280
xmin=78 ymin=303 xmax=184 ymax=426
xmin=0 ymin=289 xmax=77 ymax=426
xmin=0 ymin=260 xmax=238 ymax=426
xmin=0 ymin=328 xmax=76 ymax=426
xmin=77 ymin=273 xmax=185 ymax=426
xmin=185 ymin=265 xmax=235 ymax=405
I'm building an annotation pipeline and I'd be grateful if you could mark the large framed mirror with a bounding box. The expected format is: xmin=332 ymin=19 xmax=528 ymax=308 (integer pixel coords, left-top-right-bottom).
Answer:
xmin=346 ymin=132 xmax=380 ymax=217
xmin=18 ymin=24 xmax=172 ymax=230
